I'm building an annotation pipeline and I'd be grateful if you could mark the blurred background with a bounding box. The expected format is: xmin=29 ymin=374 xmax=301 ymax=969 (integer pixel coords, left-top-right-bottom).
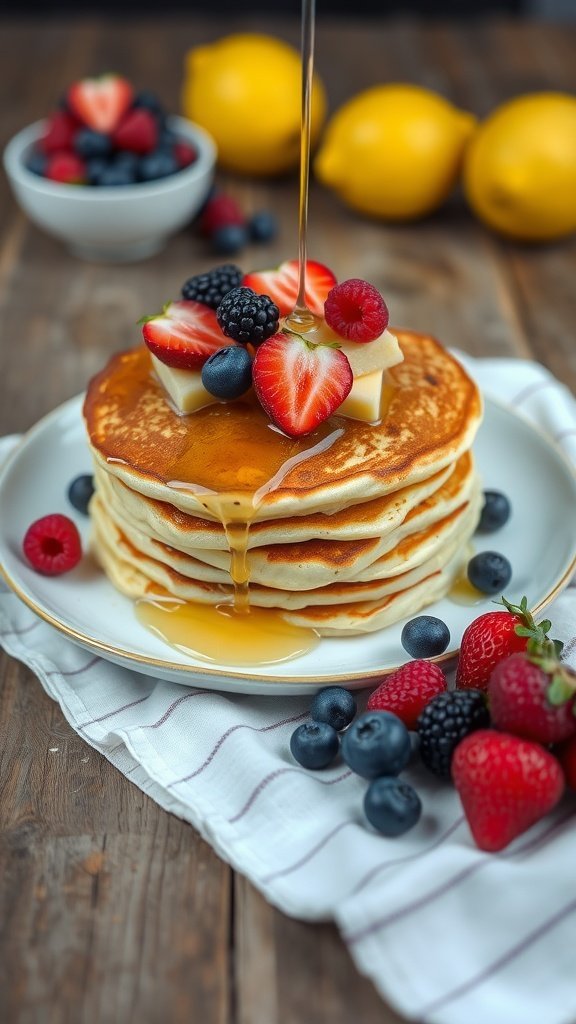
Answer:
xmin=3 ymin=0 xmax=576 ymax=14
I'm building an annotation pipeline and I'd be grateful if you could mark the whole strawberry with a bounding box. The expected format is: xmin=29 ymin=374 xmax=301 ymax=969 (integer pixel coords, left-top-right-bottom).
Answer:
xmin=456 ymin=596 xmax=552 ymax=691
xmin=489 ymin=652 xmax=576 ymax=745
xmin=556 ymin=735 xmax=576 ymax=790
xmin=452 ymin=730 xmax=565 ymax=852
xmin=367 ymin=660 xmax=447 ymax=730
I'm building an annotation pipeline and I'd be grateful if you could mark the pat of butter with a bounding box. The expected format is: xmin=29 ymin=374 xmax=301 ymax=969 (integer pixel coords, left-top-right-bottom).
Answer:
xmin=301 ymin=321 xmax=403 ymax=377
xmin=151 ymin=354 xmax=218 ymax=415
xmin=338 ymin=368 xmax=394 ymax=423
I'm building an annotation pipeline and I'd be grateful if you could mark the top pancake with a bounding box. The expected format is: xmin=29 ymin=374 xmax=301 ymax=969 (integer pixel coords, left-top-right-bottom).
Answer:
xmin=83 ymin=330 xmax=482 ymax=521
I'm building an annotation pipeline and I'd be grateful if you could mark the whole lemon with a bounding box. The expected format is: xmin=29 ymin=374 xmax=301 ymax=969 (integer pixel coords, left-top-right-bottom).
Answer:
xmin=182 ymin=33 xmax=326 ymax=176
xmin=314 ymin=84 xmax=476 ymax=220
xmin=464 ymin=92 xmax=576 ymax=242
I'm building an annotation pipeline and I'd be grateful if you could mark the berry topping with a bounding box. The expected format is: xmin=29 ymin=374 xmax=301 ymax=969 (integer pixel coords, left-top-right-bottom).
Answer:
xmin=23 ymin=514 xmax=82 ymax=576
xmin=467 ymin=551 xmax=512 ymax=594
xmin=201 ymin=346 xmax=253 ymax=400
xmin=452 ymin=730 xmax=564 ymax=852
xmin=290 ymin=721 xmax=339 ymax=770
xmin=341 ymin=711 xmax=411 ymax=779
xmin=173 ymin=140 xmax=198 ymax=169
xmin=489 ymin=651 xmax=576 ymax=746
xmin=97 ymin=162 xmax=137 ymax=187
xmin=252 ymin=331 xmax=353 ymax=437
xmin=455 ymin=596 xmax=543 ymax=691
xmin=417 ymin=690 xmax=490 ymax=778
xmin=142 ymin=299 xmax=228 ymax=370
xmin=248 ymin=210 xmax=278 ymax=244
xmin=243 ymin=259 xmax=337 ymax=317
xmin=39 ymin=110 xmax=78 ymax=156
xmin=367 ymin=660 xmax=447 ymax=730
xmin=212 ymin=224 xmax=249 ymax=256
xmin=477 ymin=490 xmax=511 ymax=533
xmin=113 ymin=108 xmax=158 ymax=155
xmin=73 ymin=129 xmax=112 ymax=159
xmin=310 ymin=686 xmax=357 ymax=732
xmin=67 ymin=474 xmax=95 ymax=516
xmin=364 ymin=777 xmax=422 ymax=837
xmin=216 ymin=287 xmax=279 ymax=346
xmin=45 ymin=152 xmax=86 ymax=185
xmin=400 ymin=615 xmax=451 ymax=659
xmin=181 ymin=265 xmax=243 ymax=309
xmin=67 ymin=74 xmax=134 ymax=134
xmin=138 ymin=150 xmax=178 ymax=181
xmin=200 ymin=193 xmax=245 ymax=236
xmin=324 ymin=279 xmax=389 ymax=343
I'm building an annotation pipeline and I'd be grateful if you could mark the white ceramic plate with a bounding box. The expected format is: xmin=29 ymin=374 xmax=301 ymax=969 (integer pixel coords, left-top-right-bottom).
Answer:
xmin=0 ymin=395 xmax=575 ymax=695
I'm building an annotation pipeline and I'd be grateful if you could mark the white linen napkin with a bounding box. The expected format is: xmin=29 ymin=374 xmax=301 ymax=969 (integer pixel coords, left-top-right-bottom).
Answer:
xmin=1 ymin=353 xmax=576 ymax=1024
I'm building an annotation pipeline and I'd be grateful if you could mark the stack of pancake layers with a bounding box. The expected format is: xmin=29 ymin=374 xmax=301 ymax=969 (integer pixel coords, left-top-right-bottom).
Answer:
xmin=84 ymin=330 xmax=483 ymax=635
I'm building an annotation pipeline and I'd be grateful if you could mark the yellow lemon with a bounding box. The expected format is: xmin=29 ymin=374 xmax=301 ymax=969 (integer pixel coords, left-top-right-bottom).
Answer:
xmin=314 ymin=84 xmax=475 ymax=220
xmin=464 ymin=92 xmax=576 ymax=242
xmin=182 ymin=33 xmax=326 ymax=176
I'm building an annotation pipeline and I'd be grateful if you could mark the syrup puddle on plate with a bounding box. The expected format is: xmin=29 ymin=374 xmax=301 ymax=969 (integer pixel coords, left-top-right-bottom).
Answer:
xmin=136 ymin=598 xmax=319 ymax=666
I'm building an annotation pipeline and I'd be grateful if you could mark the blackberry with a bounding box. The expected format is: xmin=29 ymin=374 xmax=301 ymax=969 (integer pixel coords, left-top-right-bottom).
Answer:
xmin=217 ymin=287 xmax=279 ymax=345
xmin=417 ymin=690 xmax=490 ymax=779
xmin=181 ymin=264 xmax=242 ymax=309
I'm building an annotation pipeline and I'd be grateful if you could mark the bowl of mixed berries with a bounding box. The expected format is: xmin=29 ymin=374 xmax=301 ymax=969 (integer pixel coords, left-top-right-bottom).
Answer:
xmin=3 ymin=73 xmax=216 ymax=262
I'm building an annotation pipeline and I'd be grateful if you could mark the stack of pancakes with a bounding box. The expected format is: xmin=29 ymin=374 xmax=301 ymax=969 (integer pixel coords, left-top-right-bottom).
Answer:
xmin=84 ymin=329 xmax=483 ymax=635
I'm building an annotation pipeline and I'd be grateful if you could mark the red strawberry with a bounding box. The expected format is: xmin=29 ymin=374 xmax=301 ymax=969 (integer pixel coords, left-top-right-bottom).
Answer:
xmin=243 ymin=260 xmax=337 ymax=318
xmin=39 ymin=110 xmax=78 ymax=155
xmin=324 ymin=279 xmax=389 ymax=343
xmin=452 ymin=730 xmax=565 ymax=852
xmin=456 ymin=596 xmax=549 ymax=691
xmin=252 ymin=332 xmax=353 ymax=438
xmin=556 ymin=735 xmax=576 ymax=790
xmin=68 ymin=74 xmax=133 ymax=134
xmin=142 ymin=299 xmax=230 ymax=370
xmin=200 ymin=193 xmax=245 ymax=236
xmin=113 ymin=108 xmax=158 ymax=154
xmin=23 ymin=514 xmax=82 ymax=576
xmin=489 ymin=652 xmax=576 ymax=745
xmin=367 ymin=661 xmax=447 ymax=729
xmin=174 ymin=141 xmax=198 ymax=169
xmin=45 ymin=152 xmax=86 ymax=184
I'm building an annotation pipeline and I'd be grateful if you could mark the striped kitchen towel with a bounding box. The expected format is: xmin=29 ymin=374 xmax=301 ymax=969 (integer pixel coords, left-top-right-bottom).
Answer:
xmin=1 ymin=353 xmax=576 ymax=1024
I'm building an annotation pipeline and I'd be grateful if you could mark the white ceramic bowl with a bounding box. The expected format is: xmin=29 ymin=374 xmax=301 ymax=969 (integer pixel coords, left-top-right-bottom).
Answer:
xmin=3 ymin=115 xmax=216 ymax=262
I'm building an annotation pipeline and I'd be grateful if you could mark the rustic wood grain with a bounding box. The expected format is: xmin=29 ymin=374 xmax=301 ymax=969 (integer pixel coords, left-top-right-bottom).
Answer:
xmin=0 ymin=16 xmax=575 ymax=1024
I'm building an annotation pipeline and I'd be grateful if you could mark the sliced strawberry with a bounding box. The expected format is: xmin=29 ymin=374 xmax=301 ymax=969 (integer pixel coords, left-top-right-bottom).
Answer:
xmin=252 ymin=331 xmax=353 ymax=437
xmin=243 ymin=260 xmax=337 ymax=318
xmin=142 ymin=299 xmax=230 ymax=370
xmin=113 ymin=108 xmax=158 ymax=154
xmin=45 ymin=152 xmax=86 ymax=184
xmin=68 ymin=74 xmax=134 ymax=134
xmin=39 ymin=110 xmax=78 ymax=155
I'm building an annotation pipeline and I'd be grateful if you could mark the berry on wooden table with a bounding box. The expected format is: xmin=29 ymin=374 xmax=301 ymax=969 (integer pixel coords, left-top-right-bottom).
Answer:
xmin=212 ymin=224 xmax=249 ymax=256
xmin=367 ymin=660 xmax=447 ymax=730
xmin=324 ymin=279 xmax=389 ymax=343
xmin=249 ymin=210 xmax=278 ymax=243
xmin=199 ymin=193 xmax=245 ymax=236
xmin=23 ymin=514 xmax=82 ymax=576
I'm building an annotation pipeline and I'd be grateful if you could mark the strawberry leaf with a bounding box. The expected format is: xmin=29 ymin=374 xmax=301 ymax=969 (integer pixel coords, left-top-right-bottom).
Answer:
xmin=548 ymin=674 xmax=576 ymax=706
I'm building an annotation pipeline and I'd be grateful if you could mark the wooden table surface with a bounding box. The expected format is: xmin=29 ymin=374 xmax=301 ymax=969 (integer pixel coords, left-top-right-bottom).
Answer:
xmin=0 ymin=15 xmax=575 ymax=1024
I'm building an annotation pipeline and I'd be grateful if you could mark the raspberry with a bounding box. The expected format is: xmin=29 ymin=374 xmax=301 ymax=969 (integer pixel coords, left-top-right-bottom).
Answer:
xmin=367 ymin=660 xmax=447 ymax=730
xmin=324 ymin=279 xmax=389 ymax=343
xmin=174 ymin=141 xmax=198 ymax=169
xmin=217 ymin=287 xmax=279 ymax=345
xmin=181 ymin=264 xmax=242 ymax=309
xmin=23 ymin=514 xmax=82 ymax=576
xmin=417 ymin=690 xmax=490 ymax=778
xmin=199 ymin=193 xmax=245 ymax=237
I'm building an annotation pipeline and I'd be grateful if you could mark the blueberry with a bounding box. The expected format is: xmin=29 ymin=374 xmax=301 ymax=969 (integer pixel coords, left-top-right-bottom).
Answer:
xmin=67 ymin=474 xmax=94 ymax=515
xmin=310 ymin=686 xmax=356 ymax=732
xmin=114 ymin=151 xmax=140 ymax=173
xmin=138 ymin=151 xmax=178 ymax=182
xmin=25 ymin=149 xmax=47 ymax=176
xmin=341 ymin=711 xmax=411 ymax=779
xmin=249 ymin=210 xmax=278 ymax=244
xmin=201 ymin=346 xmax=252 ymax=400
xmin=74 ymin=129 xmax=112 ymax=159
xmin=98 ymin=163 xmax=137 ymax=187
xmin=467 ymin=551 xmax=512 ymax=595
xmin=364 ymin=777 xmax=422 ymax=836
xmin=156 ymin=129 xmax=178 ymax=154
xmin=477 ymin=490 xmax=511 ymax=533
xmin=133 ymin=89 xmax=165 ymax=116
xmin=85 ymin=157 xmax=109 ymax=185
xmin=212 ymin=224 xmax=249 ymax=256
xmin=290 ymin=721 xmax=339 ymax=770
xmin=401 ymin=615 xmax=450 ymax=659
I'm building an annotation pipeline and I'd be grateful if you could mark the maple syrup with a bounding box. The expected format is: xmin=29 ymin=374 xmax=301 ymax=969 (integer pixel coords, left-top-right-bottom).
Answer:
xmin=448 ymin=548 xmax=484 ymax=606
